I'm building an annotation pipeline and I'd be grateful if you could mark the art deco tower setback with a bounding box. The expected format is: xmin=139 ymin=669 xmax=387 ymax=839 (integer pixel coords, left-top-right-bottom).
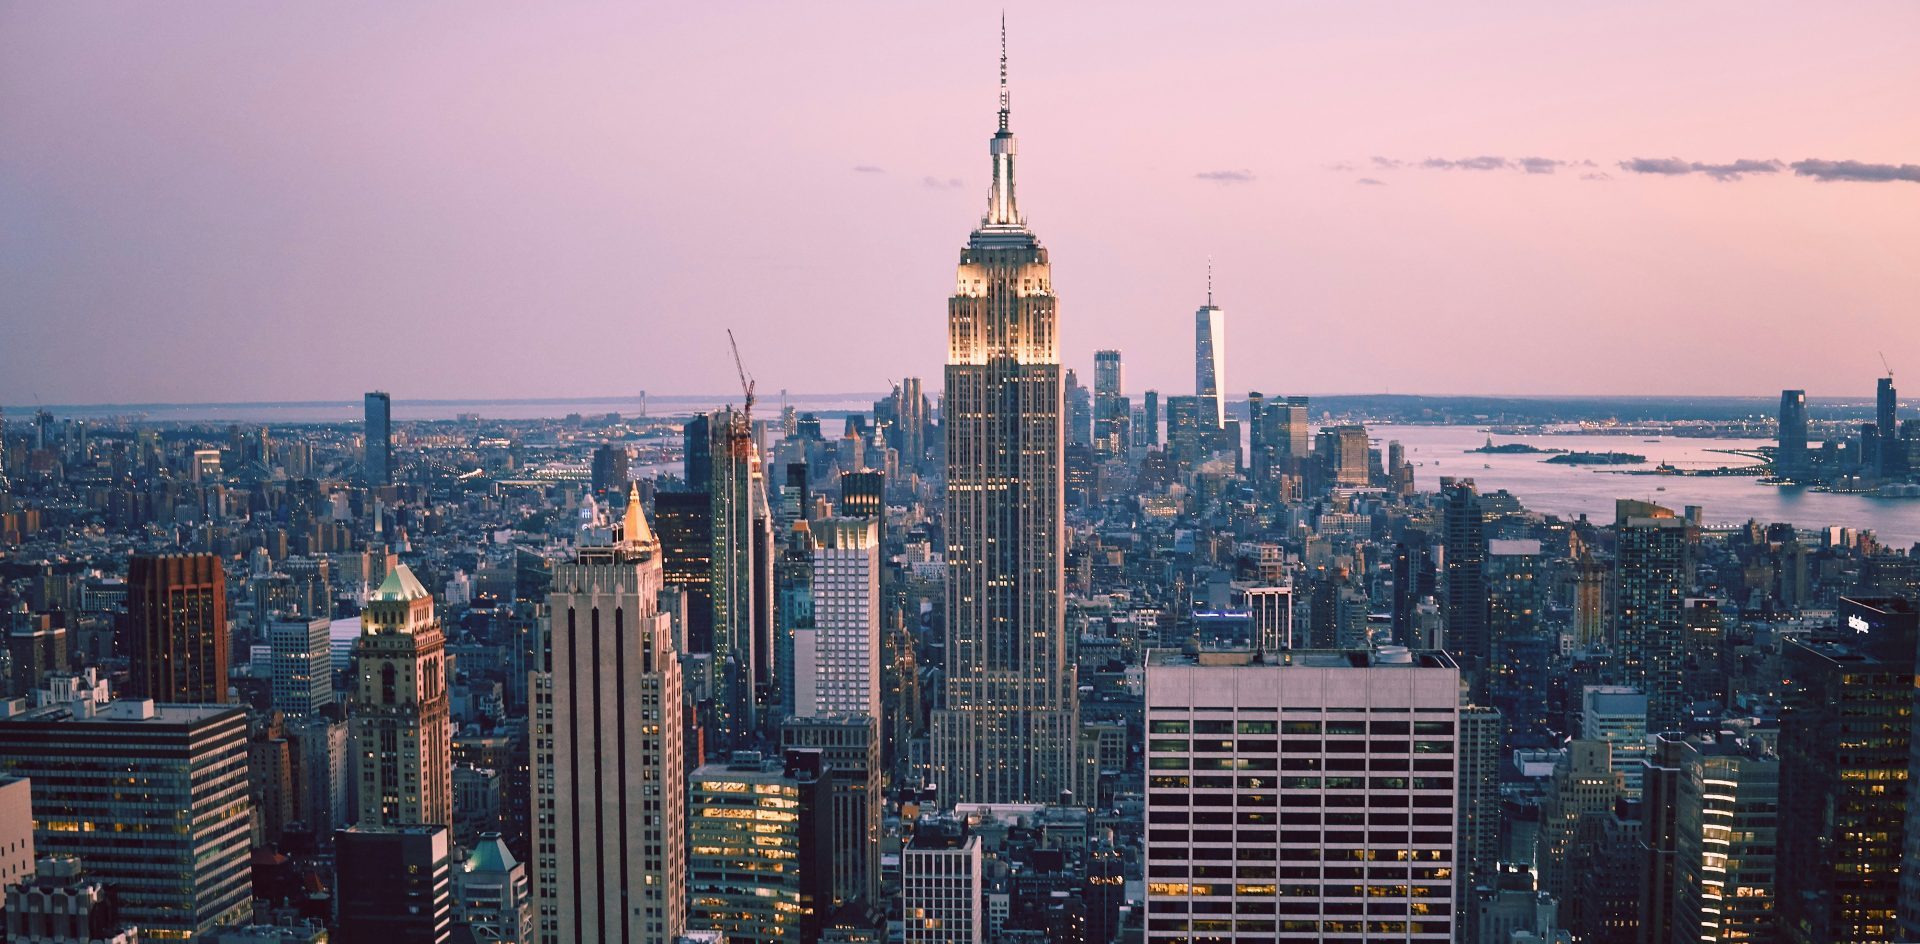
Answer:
xmin=351 ymin=563 xmax=452 ymax=828
xmin=930 ymin=24 xmax=1078 ymax=805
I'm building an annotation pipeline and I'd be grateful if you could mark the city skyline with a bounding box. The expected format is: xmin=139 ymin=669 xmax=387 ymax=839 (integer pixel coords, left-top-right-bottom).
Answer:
xmin=5 ymin=2 xmax=1919 ymax=404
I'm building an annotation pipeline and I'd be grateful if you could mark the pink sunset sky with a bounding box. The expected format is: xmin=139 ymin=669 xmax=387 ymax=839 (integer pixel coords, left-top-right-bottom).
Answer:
xmin=3 ymin=2 xmax=1917 ymax=405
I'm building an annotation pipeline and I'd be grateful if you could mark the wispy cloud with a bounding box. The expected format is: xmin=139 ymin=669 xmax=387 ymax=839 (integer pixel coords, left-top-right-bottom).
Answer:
xmin=852 ymin=164 xmax=885 ymax=174
xmin=1195 ymin=169 xmax=1256 ymax=184
xmin=1791 ymin=159 xmax=1920 ymax=183
xmin=1347 ymin=153 xmax=1920 ymax=186
xmin=1422 ymin=156 xmax=1511 ymax=171
xmin=920 ymin=176 xmax=964 ymax=190
xmin=1616 ymin=157 xmax=1783 ymax=180
xmin=1357 ymin=177 xmax=1387 ymax=186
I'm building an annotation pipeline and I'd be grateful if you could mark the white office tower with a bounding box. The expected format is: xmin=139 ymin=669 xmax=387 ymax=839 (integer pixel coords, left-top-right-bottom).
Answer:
xmin=532 ymin=487 xmax=685 ymax=944
xmin=1242 ymin=585 xmax=1293 ymax=652
xmin=793 ymin=517 xmax=881 ymax=717
xmin=902 ymin=821 xmax=985 ymax=944
xmin=1580 ymin=685 xmax=1649 ymax=800
xmin=1145 ymin=646 xmax=1460 ymax=943
xmin=267 ymin=614 xmax=333 ymax=721
xmin=1194 ymin=272 xmax=1227 ymax=429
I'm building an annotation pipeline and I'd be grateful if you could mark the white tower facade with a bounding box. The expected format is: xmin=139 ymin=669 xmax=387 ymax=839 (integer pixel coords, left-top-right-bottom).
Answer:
xmin=532 ymin=488 xmax=685 ymax=944
xmin=1144 ymin=646 xmax=1460 ymax=943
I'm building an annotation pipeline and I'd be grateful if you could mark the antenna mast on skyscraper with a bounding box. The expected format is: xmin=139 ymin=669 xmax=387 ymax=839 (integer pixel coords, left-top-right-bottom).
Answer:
xmin=998 ymin=12 xmax=1009 ymax=132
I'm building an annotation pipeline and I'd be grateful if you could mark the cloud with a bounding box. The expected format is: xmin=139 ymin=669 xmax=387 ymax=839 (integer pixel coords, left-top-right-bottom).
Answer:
xmin=852 ymin=164 xmax=885 ymax=174
xmin=1618 ymin=157 xmax=1692 ymax=175
xmin=1422 ymin=156 xmax=1511 ymax=171
xmin=1195 ymin=169 xmax=1256 ymax=184
xmin=1357 ymin=177 xmax=1387 ymax=186
xmin=1370 ymin=156 xmax=1403 ymax=169
xmin=920 ymin=176 xmax=964 ymax=190
xmin=1616 ymin=157 xmax=1783 ymax=180
xmin=1581 ymin=172 xmax=1612 ymax=181
xmin=1326 ymin=160 xmax=1357 ymax=172
xmin=1517 ymin=157 xmax=1566 ymax=175
xmin=1791 ymin=159 xmax=1920 ymax=183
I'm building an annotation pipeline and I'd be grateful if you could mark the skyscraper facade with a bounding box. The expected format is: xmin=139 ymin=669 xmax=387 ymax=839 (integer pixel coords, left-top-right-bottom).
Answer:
xmin=534 ymin=490 xmax=685 ymax=944
xmin=351 ymin=563 xmax=452 ymax=827
xmin=365 ymin=390 xmax=392 ymax=485
xmin=780 ymin=714 xmax=883 ymax=909
xmin=902 ymin=823 xmax=985 ymax=944
xmin=708 ymin=406 xmax=776 ymax=748
xmin=1093 ymin=349 xmax=1129 ymax=458
xmin=267 ymin=614 xmax=333 ymax=721
xmin=1778 ymin=597 xmax=1915 ymax=944
xmin=1776 ymin=389 xmax=1809 ymax=475
xmin=688 ymin=751 xmax=828 ymax=944
xmin=126 ymin=551 xmax=230 ymax=704
xmin=1671 ymin=735 xmax=1779 ymax=944
xmin=1614 ymin=501 xmax=1689 ymax=731
xmin=1442 ymin=480 xmax=1490 ymax=696
xmin=336 ymin=824 xmax=453 ymax=944
xmin=1143 ymin=646 xmax=1461 ymax=943
xmin=0 ymin=701 xmax=255 ymax=938
xmin=1195 ymin=285 xmax=1227 ymax=429
xmin=1877 ymin=375 xmax=1901 ymax=476
xmin=793 ymin=517 xmax=881 ymax=717
xmin=930 ymin=34 xmax=1078 ymax=806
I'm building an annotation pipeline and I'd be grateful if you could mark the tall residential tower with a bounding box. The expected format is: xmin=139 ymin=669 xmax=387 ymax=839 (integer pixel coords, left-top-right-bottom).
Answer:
xmin=930 ymin=25 xmax=1078 ymax=805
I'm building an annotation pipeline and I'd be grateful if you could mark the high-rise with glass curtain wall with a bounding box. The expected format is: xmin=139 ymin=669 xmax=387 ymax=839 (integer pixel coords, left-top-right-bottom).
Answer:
xmin=1195 ymin=269 xmax=1227 ymax=429
xmin=930 ymin=23 xmax=1078 ymax=805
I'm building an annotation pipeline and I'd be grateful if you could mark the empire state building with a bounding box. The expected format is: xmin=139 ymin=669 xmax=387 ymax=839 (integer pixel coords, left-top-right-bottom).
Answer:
xmin=930 ymin=26 xmax=1078 ymax=805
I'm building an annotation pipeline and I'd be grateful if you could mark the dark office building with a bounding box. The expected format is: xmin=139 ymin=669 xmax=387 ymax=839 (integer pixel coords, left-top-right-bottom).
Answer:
xmin=1778 ymin=597 xmax=1917 ymax=944
xmin=840 ymin=470 xmax=884 ymax=519
xmin=1391 ymin=531 xmax=1436 ymax=647
xmin=1141 ymin=389 xmax=1159 ymax=446
xmin=6 ymin=613 xmax=67 ymax=697
xmin=779 ymin=714 xmax=882 ymax=909
xmin=654 ymin=490 xmax=715 ymax=654
xmin=126 ymin=552 xmax=229 ymax=704
xmin=682 ymin=413 xmax=712 ymax=491
xmin=335 ymin=824 xmax=452 ymax=943
xmin=364 ymin=390 xmax=392 ymax=485
xmin=1615 ymin=500 xmax=1689 ymax=731
xmin=1878 ymin=376 xmax=1901 ymax=476
xmin=1442 ymin=479 xmax=1490 ymax=696
xmin=1777 ymin=389 xmax=1809 ymax=474
xmin=589 ymin=443 xmax=629 ymax=494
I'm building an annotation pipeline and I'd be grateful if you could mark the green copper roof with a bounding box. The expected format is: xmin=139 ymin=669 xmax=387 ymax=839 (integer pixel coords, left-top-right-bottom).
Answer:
xmin=371 ymin=563 xmax=430 ymax=602
xmin=464 ymin=835 xmax=518 ymax=874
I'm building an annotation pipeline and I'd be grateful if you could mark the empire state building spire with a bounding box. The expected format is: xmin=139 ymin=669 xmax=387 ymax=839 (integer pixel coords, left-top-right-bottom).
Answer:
xmin=984 ymin=14 xmax=1021 ymax=230
xmin=935 ymin=17 xmax=1076 ymax=807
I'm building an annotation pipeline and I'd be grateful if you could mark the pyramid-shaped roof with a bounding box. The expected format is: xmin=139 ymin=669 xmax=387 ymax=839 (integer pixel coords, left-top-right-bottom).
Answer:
xmin=371 ymin=563 xmax=430 ymax=602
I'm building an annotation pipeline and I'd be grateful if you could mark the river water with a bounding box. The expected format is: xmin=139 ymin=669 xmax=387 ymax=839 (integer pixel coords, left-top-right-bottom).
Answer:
xmin=1375 ymin=424 xmax=1920 ymax=547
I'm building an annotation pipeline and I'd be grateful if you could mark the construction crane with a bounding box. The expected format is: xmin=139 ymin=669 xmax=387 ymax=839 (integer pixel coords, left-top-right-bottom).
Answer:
xmin=727 ymin=329 xmax=755 ymax=420
xmin=1881 ymin=350 xmax=1895 ymax=380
